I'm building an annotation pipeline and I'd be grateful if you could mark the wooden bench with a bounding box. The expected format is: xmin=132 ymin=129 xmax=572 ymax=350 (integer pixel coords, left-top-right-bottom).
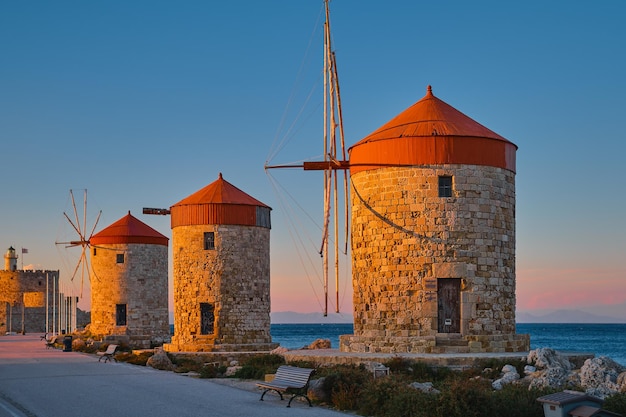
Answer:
xmin=97 ymin=344 xmax=118 ymax=362
xmin=257 ymin=365 xmax=315 ymax=407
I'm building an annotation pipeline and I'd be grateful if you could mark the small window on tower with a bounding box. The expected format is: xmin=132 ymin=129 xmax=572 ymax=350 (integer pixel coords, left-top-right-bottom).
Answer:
xmin=204 ymin=232 xmax=215 ymax=250
xmin=200 ymin=303 xmax=215 ymax=334
xmin=438 ymin=176 xmax=453 ymax=197
xmin=116 ymin=254 xmax=124 ymax=263
xmin=116 ymin=304 xmax=127 ymax=326
xmin=93 ymin=247 xmax=97 ymax=256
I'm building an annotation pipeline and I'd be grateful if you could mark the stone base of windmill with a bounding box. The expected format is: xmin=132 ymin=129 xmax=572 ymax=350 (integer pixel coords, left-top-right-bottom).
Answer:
xmin=339 ymin=333 xmax=530 ymax=354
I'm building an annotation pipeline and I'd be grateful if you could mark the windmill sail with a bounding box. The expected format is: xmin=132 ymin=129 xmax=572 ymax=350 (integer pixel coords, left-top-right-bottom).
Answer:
xmin=265 ymin=0 xmax=349 ymax=316
xmin=55 ymin=189 xmax=102 ymax=296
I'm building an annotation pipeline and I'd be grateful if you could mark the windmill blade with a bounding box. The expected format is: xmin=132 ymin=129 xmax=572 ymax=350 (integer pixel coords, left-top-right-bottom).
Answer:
xmin=82 ymin=189 xmax=87 ymax=244
xmin=88 ymin=210 xmax=102 ymax=240
xmin=69 ymin=246 xmax=86 ymax=282
xmin=63 ymin=211 xmax=84 ymax=241
xmin=69 ymin=189 xmax=84 ymax=239
xmin=80 ymin=247 xmax=88 ymax=297
xmin=55 ymin=239 xmax=82 ymax=247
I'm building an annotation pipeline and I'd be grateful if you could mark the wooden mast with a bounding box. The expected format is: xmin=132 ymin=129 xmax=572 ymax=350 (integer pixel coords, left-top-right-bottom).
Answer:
xmin=264 ymin=0 xmax=349 ymax=316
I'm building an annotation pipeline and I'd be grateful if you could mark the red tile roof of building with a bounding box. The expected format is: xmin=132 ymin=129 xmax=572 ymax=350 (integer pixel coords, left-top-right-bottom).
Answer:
xmin=355 ymin=85 xmax=510 ymax=143
xmin=348 ymin=86 xmax=517 ymax=174
xmin=172 ymin=173 xmax=269 ymax=208
xmin=91 ymin=211 xmax=168 ymax=246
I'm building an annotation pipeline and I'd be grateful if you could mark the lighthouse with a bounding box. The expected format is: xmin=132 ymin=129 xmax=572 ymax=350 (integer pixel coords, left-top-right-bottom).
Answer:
xmin=4 ymin=247 xmax=17 ymax=271
xmin=341 ymin=86 xmax=529 ymax=354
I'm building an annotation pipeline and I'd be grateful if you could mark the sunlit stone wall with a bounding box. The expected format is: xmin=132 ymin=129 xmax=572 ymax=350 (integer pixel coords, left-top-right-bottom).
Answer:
xmin=91 ymin=243 xmax=169 ymax=348
xmin=165 ymin=224 xmax=276 ymax=352
xmin=341 ymin=165 xmax=529 ymax=353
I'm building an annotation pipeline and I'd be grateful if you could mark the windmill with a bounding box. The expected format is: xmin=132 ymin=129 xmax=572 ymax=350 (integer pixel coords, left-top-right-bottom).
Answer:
xmin=55 ymin=189 xmax=102 ymax=296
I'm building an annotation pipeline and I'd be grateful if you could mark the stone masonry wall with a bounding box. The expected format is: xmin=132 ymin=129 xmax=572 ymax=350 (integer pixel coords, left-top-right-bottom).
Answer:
xmin=166 ymin=224 xmax=275 ymax=352
xmin=343 ymin=165 xmax=528 ymax=353
xmin=0 ymin=270 xmax=59 ymax=334
xmin=90 ymin=243 xmax=169 ymax=347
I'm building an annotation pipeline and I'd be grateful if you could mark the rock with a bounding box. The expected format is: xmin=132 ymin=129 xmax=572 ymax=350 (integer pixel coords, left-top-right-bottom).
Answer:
xmin=307 ymin=339 xmax=331 ymax=349
xmin=524 ymin=365 xmax=536 ymax=375
xmin=409 ymin=381 xmax=440 ymax=395
xmin=525 ymin=348 xmax=577 ymax=390
xmin=146 ymin=348 xmax=174 ymax=371
xmin=271 ymin=346 xmax=289 ymax=355
xmin=527 ymin=348 xmax=573 ymax=371
xmin=229 ymin=360 xmax=239 ymax=366
xmin=580 ymin=356 xmax=625 ymax=399
xmin=502 ymin=364 xmax=517 ymax=374
xmin=308 ymin=377 xmax=330 ymax=402
xmin=72 ymin=338 xmax=86 ymax=350
xmin=224 ymin=366 xmax=242 ymax=377
xmin=492 ymin=364 xmax=520 ymax=390
xmin=617 ymin=371 xmax=626 ymax=392
xmin=528 ymin=364 xmax=571 ymax=390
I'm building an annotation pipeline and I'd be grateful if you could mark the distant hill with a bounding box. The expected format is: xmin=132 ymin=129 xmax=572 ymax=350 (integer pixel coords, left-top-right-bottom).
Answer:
xmin=271 ymin=311 xmax=353 ymax=324
xmin=517 ymin=309 xmax=626 ymax=324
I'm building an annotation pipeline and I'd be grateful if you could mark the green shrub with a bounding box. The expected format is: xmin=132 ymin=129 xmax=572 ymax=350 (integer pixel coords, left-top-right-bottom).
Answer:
xmin=435 ymin=377 xmax=495 ymax=417
xmin=199 ymin=364 xmax=221 ymax=378
xmin=382 ymin=358 xmax=453 ymax=384
xmin=491 ymin=385 xmax=549 ymax=417
xmin=472 ymin=358 xmax=526 ymax=379
xmin=320 ymin=365 xmax=370 ymax=410
xmin=170 ymin=356 xmax=203 ymax=373
xmin=378 ymin=388 xmax=438 ymax=417
xmin=384 ymin=357 xmax=414 ymax=374
xmin=232 ymin=354 xmax=286 ymax=380
xmin=604 ymin=392 xmax=626 ymax=415
xmin=116 ymin=351 xmax=154 ymax=366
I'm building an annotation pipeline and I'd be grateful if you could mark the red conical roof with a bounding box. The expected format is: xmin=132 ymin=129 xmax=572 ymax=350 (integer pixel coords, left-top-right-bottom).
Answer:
xmin=348 ymin=86 xmax=517 ymax=174
xmin=170 ymin=173 xmax=271 ymax=228
xmin=91 ymin=211 xmax=169 ymax=246
xmin=172 ymin=173 xmax=269 ymax=207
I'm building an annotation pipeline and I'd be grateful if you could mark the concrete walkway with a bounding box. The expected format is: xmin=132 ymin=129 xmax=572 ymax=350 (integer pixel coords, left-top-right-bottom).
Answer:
xmin=0 ymin=335 xmax=351 ymax=417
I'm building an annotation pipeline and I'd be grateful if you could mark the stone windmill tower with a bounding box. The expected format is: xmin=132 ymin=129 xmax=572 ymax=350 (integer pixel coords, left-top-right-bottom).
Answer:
xmin=165 ymin=173 xmax=276 ymax=352
xmin=340 ymin=86 xmax=529 ymax=354
xmin=89 ymin=211 xmax=169 ymax=348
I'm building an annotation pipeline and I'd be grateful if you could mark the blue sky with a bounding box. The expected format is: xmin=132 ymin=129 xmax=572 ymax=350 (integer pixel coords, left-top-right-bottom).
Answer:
xmin=1 ymin=1 xmax=625 ymax=319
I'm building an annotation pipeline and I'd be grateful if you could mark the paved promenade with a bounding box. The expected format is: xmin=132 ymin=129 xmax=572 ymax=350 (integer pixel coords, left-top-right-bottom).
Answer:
xmin=0 ymin=335 xmax=350 ymax=417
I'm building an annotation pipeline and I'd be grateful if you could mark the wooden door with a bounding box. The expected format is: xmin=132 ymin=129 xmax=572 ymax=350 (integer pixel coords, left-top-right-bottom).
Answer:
xmin=437 ymin=278 xmax=461 ymax=333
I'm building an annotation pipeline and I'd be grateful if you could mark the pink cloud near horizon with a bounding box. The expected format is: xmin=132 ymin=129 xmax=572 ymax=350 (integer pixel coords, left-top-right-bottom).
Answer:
xmin=516 ymin=267 xmax=626 ymax=310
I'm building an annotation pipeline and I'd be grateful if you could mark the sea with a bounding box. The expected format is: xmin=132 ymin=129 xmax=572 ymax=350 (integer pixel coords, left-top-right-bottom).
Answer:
xmin=270 ymin=323 xmax=626 ymax=366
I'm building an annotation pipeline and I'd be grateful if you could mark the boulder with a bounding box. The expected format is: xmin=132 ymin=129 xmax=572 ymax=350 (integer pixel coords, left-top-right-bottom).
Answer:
xmin=146 ymin=348 xmax=174 ymax=371
xmin=271 ymin=346 xmax=289 ymax=355
xmin=409 ymin=381 xmax=440 ymax=395
xmin=524 ymin=365 xmax=536 ymax=375
xmin=224 ymin=366 xmax=242 ymax=377
xmin=617 ymin=371 xmax=626 ymax=392
xmin=307 ymin=339 xmax=331 ymax=350
xmin=527 ymin=348 xmax=573 ymax=371
xmin=528 ymin=364 xmax=572 ymax=390
xmin=492 ymin=364 xmax=520 ymax=390
xmin=524 ymin=348 xmax=577 ymax=390
xmin=71 ymin=338 xmax=86 ymax=350
xmin=580 ymin=356 xmax=625 ymax=399
xmin=308 ymin=377 xmax=330 ymax=402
